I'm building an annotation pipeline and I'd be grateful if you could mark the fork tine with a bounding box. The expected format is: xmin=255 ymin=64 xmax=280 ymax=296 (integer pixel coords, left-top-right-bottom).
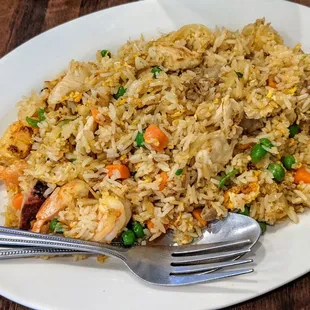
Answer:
xmin=168 ymin=268 xmax=254 ymax=286
xmin=171 ymin=239 xmax=252 ymax=255
xmin=171 ymin=258 xmax=253 ymax=274
xmin=171 ymin=248 xmax=250 ymax=265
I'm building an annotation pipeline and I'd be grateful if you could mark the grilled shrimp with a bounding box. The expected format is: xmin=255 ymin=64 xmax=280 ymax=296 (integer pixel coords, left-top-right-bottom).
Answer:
xmin=32 ymin=179 xmax=89 ymax=233
xmin=92 ymin=194 xmax=131 ymax=243
xmin=0 ymin=160 xmax=28 ymax=190
xmin=0 ymin=121 xmax=34 ymax=164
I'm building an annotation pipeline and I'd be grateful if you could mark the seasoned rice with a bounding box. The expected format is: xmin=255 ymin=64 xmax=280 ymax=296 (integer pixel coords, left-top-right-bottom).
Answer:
xmin=1 ymin=18 xmax=310 ymax=245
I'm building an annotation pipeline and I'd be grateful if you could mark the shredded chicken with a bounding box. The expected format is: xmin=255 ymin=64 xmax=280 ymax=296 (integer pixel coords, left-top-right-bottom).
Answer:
xmin=48 ymin=61 xmax=91 ymax=105
xmin=148 ymin=43 xmax=202 ymax=71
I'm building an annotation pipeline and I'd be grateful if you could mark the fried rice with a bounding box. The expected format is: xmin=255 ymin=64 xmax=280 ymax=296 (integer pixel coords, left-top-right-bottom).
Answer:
xmin=1 ymin=18 xmax=310 ymax=245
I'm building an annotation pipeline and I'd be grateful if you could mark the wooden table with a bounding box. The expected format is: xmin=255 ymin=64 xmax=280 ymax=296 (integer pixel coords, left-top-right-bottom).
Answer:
xmin=1 ymin=0 xmax=310 ymax=309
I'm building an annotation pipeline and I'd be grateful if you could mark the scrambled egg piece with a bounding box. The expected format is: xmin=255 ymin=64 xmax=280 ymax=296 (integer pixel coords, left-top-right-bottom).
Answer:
xmin=224 ymin=182 xmax=260 ymax=210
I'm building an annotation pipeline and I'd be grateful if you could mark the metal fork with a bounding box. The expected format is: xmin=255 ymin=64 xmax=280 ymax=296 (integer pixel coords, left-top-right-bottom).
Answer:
xmin=0 ymin=226 xmax=254 ymax=286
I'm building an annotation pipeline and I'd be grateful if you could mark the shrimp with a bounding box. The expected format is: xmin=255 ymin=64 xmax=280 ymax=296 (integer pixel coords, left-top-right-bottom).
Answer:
xmin=92 ymin=194 xmax=131 ymax=243
xmin=32 ymin=179 xmax=89 ymax=233
xmin=0 ymin=121 xmax=35 ymax=164
xmin=0 ymin=160 xmax=28 ymax=190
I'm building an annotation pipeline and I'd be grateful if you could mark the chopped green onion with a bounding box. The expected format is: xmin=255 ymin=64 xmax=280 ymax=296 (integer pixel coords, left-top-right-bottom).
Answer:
xmin=151 ymin=66 xmax=162 ymax=78
xmin=101 ymin=50 xmax=111 ymax=58
xmin=26 ymin=108 xmax=46 ymax=127
xmin=38 ymin=108 xmax=46 ymax=122
xmin=175 ymin=169 xmax=183 ymax=176
xmin=238 ymin=205 xmax=250 ymax=216
xmin=135 ymin=132 xmax=145 ymax=147
xmin=235 ymin=71 xmax=243 ymax=78
xmin=258 ymin=221 xmax=267 ymax=234
xmin=218 ymin=169 xmax=239 ymax=189
xmin=113 ymin=86 xmax=127 ymax=100
xmin=259 ymin=138 xmax=273 ymax=149
xmin=26 ymin=117 xmax=39 ymax=127
xmin=50 ymin=218 xmax=64 ymax=233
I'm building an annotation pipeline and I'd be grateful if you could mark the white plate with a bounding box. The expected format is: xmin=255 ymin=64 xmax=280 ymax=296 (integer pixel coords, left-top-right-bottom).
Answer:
xmin=0 ymin=0 xmax=310 ymax=309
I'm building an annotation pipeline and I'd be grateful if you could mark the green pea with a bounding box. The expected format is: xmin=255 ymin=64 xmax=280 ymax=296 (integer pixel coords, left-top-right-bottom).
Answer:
xmin=175 ymin=169 xmax=183 ymax=176
xmin=282 ymin=155 xmax=296 ymax=170
xmin=250 ymin=144 xmax=267 ymax=163
xmin=259 ymin=138 xmax=273 ymax=148
xmin=238 ymin=205 xmax=250 ymax=216
xmin=132 ymin=222 xmax=145 ymax=238
xmin=268 ymin=163 xmax=285 ymax=182
xmin=113 ymin=86 xmax=126 ymax=100
xmin=218 ymin=169 xmax=238 ymax=189
xmin=38 ymin=108 xmax=46 ymax=122
xmin=26 ymin=117 xmax=39 ymax=127
xmin=135 ymin=132 xmax=145 ymax=147
xmin=101 ymin=50 xmax=111 ymax=58
xmin=258 ymin=221 xmax=267 ymax=234
xmin=289 ymin=124 xmax=300 ymax=138
xmin=151 ymin=66 xmax=162 ymax=78
xmin=122 ymin=230 xmax=136 ymax=246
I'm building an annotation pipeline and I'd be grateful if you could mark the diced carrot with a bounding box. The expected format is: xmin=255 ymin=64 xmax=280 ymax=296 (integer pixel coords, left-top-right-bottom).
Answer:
xmin=91 ymin=107 xmax=100 ymax=123
xmin=267 ymin=75 xmax=277 ymax=88
xmin=12 ymin=193 xmax=24 ymax=210
xmin=144 ymin=125 xmax=168 ymax=152
xmin=146 ymin=219 xmax=154 ymax=230
xmin=193 ymin=208 xmax=207 ymax=226
xmin=294 ymin=166 xmax=310 ymax=184
xmin=159 ymin=171 xmax=168 ymax=191
xmin=238 ymin=142 xmax=254 ymax=150
xmin=106 ymin=164 xmax=130 ymax=179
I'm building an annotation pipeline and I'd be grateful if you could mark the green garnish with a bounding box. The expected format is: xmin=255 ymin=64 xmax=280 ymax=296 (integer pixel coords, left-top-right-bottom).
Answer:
xmin=282 ymin=155 xmax=296 ymax=170
xmin=101 ymin=50 xmax=111 ymax=58
xmin=235 ymin=71 xmax=243 ymax=78
xmin=218 ymin=169 xmax=239 ymax=189
xmin=238 ymin=205 xmax=250 ymax=216
xmin=26 ymin=117 xmax=39 ymax=127
xmin=38 ymin=108 xmax=46 ymax=122
xmin=151 ymin=66 xmax=162 ymax=78
xmin=50 ymin=218 xmax=64 ymax=233
xmin=175 ymin=169 xmax=183 ymax=176
xmin=26 ymin=108 xmax=46 ymax=127
xmin=132 ymin=222 xmax=145 ymax=238
xmin=122 ymin=230 xmax=136 ymax=246
xmin=258 ymin=221 xmax=267 ymax=234
xmin=259 ymin=138 xmax=273 ymax=149
xmin=268 ymin=163 xmax=285 ymax=182
xmin=288 ymin=124 xmax=301 ymax=138
xmin=113 ymin=86 xmax=127 ymax=100
xmin=135 ymin=132 xmax=145 ymax=147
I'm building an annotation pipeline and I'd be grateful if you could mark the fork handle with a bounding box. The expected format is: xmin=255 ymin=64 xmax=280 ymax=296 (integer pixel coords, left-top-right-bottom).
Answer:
xmin=0 ymin=226 xmax=127 ymax=261
xmin=0 ymin=247 xmax=91 ymax=259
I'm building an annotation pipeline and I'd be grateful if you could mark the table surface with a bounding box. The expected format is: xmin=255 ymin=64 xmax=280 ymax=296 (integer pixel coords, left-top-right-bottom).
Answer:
xmin=1 ymin=0 xmax=310 ymax=309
